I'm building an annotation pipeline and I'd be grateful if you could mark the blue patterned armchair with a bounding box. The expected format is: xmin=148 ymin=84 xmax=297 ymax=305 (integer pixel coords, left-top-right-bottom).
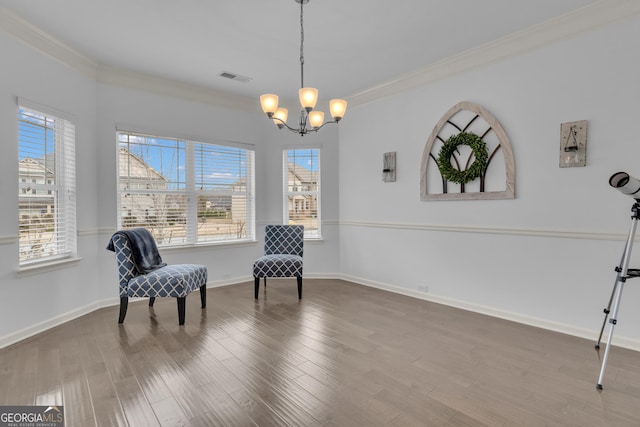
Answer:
xmin=253 ymin=225 xmax=304 ymax=299
xmin=108 ymin=229 xmax=208 ymax=325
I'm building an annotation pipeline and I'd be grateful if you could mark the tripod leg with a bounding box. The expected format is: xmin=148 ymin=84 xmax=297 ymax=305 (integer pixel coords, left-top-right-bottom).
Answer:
xmin=597 ymin=244 xmax=629 ymax=350
xmin=596 ymin=281 xmax=618 ymax=350
xmin=596 ymin=211 xmax=638 ymax=390
xmin=597 ymin=280 xmax=626 ymax=390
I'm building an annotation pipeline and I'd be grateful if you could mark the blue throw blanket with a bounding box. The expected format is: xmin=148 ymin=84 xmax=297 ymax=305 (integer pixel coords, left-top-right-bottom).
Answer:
xmin=107 ymin=228 xmax=167 ymax=274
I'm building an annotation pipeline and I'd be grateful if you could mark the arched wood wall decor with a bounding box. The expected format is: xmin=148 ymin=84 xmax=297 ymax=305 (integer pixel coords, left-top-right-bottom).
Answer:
xmin=421 ymin=101 xmax=515 ymax=201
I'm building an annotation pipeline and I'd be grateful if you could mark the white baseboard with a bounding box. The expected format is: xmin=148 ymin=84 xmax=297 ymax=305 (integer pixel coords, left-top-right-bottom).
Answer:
xmin=0 ymin=277 xmax=252 ymax=349
xmin=0 ymin=300 xmax=102 ymax=349
xmin=339 ymin=274 xmax=640 ymax=352
xmin=4 ymin=274 xmax=639 ymax=352
xmin=207 ymin=275 xmax=253 ymax=288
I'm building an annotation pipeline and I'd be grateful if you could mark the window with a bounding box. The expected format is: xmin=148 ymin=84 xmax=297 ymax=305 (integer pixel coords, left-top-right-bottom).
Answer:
xmin=284 ymin=148 xmax=320 ymax=238
xmin=117 ymin=131 xmax=255 ymax=246
xmin=18 ymin=103 xmax=76 ymax=265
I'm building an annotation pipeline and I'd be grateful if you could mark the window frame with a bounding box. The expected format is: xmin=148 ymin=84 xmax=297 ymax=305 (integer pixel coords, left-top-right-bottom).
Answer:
xmin=17 ymin=99 xmax=77 ymax=266
xmin=116 ymin=130 xmax=255 ymax=247
xmin=283 ymin=147 xmax=321 ymax=239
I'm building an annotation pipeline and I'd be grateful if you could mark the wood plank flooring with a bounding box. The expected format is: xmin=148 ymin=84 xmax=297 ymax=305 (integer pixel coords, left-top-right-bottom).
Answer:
xmin=1 ymin=279 xmax=639 ymax=426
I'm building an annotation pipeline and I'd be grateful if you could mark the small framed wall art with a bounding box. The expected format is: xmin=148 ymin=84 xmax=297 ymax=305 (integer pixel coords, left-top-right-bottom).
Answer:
xmin=382 ymin=152 xmax=396 ymax=182
xmin=559 ymin=120 xmax=587 ymax=167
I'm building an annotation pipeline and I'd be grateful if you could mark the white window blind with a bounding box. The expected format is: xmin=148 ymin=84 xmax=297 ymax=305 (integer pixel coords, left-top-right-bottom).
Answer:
xmin=117 ymin=131 xmax=255 ymax=246
xmin=284 ymin=149 xmax=320 ymax=238
xmin=18 ymin=104 xmax=77 ymax=264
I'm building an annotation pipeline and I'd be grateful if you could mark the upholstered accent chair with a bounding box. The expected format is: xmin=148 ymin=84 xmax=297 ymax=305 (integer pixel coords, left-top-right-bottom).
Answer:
xmin=108 ymin=229 xmax=208 ymax=325
xmin=253 ymin=225 xmax=304 ymax=299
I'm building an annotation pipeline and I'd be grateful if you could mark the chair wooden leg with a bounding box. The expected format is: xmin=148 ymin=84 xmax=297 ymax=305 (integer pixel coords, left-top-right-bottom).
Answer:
xmin=149 ymin=297 xmax=156 ymax=307
xmin=254 ymin=277 xmax=260 ymax=299
xmin=177 ymin=297 xmax=186 ymax=325
xmin=200 ymin=285 xmax=207 ymax=308
xmin=297 ymin=276 xmax=302 ymax=299
xmin=118 ymin=297 xmax=128 ymax=324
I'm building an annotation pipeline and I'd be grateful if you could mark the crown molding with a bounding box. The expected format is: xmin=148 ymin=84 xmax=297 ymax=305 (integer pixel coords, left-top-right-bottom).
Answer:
xmin=348 ymin=0 xmax=640 ymax=107
xmin=0 ymin=5 xmax=258 ymax=112
xmin=96 ymin=65 xmax=258 ymax=113
xmin=0 ymin=6 xmax=97 ymax=78
xmin=4 ymin=1 xmax=639 ymax=112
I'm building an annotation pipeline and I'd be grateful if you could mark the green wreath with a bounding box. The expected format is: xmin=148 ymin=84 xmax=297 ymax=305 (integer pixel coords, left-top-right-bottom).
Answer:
xmin=437 ymin=132 xmax=488 ymax=184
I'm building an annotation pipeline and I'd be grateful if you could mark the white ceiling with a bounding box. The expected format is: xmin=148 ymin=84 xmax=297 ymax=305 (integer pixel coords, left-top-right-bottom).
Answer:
xmin=0 ymin=0 xmax=598 ymax=103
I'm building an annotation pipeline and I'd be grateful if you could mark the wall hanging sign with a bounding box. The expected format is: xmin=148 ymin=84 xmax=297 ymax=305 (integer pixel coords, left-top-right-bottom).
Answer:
xmin=559 ymin=120 xmax=587 ymax=167
xmin=421 ymin=101 xmax=515 ymax=201
xmin=382 ymin=152 xmax=396 ymax=182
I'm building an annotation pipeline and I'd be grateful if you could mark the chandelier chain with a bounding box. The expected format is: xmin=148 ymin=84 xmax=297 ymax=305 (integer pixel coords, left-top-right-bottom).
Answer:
xmin=299 ymin=0 xmax=305 ymax=88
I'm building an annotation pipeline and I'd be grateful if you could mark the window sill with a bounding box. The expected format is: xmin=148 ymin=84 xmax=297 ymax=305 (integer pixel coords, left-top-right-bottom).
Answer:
xmin=16 ymin=257 xmax=84 ymax=277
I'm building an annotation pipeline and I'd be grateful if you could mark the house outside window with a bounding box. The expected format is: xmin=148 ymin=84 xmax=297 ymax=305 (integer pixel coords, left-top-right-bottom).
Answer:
xmin=117 ymin=131 xmax=255 ymax=246
xmin=18 ymin=103 xmax=77 ymax=264
xmin=284 ymin=148 xmax=320 ymax=238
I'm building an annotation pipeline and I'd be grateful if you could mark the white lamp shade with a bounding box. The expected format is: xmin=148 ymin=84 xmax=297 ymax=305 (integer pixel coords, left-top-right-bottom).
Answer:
xmin=299 ymin=87 xmax=318 ymax=110
xmin=273 ymin=108 xmax=288 ymax=126
xmin=330 ymin=99 xmax=347 ymax=120
xmin=260 ymin=94 xmax=279 ymax=114
xmin=309 ymin=111 xmax=325 ymax=128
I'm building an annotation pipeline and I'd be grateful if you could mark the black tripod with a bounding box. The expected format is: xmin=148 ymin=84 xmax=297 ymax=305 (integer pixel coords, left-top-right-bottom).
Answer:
xmin=595 ymin=202 xmax=640 ymax=390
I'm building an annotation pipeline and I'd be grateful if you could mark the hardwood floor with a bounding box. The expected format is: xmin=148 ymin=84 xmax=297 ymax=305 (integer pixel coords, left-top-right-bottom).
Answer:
xmin=1 ymin=279 xmax=639 ymax=426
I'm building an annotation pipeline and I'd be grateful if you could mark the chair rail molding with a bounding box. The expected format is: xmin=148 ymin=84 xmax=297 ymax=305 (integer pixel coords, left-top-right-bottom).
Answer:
xmin=339 ymin=220 xmax=627 ymax=242
xmin=0 ymin=235 xmax=17 ymax=245
xmin=78 ymin=228 xmax=115 ymax=236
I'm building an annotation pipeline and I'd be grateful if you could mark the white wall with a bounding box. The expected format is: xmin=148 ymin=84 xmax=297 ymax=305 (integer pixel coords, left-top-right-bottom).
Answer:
xmin=338 ymin=15 xmax=640 ymax=346
xmin=0 ymin=28 xmax=341 ymax=346
xmin=95 ymin=84 xmax=341 ymax=297
xmin=0 ymin=31 xmax=100 ymax=343
xmin=3 ymin=7 xmax=639 ymax=350
xmin=259 ymin=125 xmax=341 ymax=276
xmin=94 ymin=83 xmax=267 ymax=301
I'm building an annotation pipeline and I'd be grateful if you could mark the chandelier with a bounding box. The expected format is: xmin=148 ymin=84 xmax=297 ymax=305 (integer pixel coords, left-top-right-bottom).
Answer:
xmin=259 ymin=0 xmax=347 ymax=136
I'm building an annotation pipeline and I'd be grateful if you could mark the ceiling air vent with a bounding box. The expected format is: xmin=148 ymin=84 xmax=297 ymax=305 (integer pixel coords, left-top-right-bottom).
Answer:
xmin=219 ymin=71 xmax=252 ymax=83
